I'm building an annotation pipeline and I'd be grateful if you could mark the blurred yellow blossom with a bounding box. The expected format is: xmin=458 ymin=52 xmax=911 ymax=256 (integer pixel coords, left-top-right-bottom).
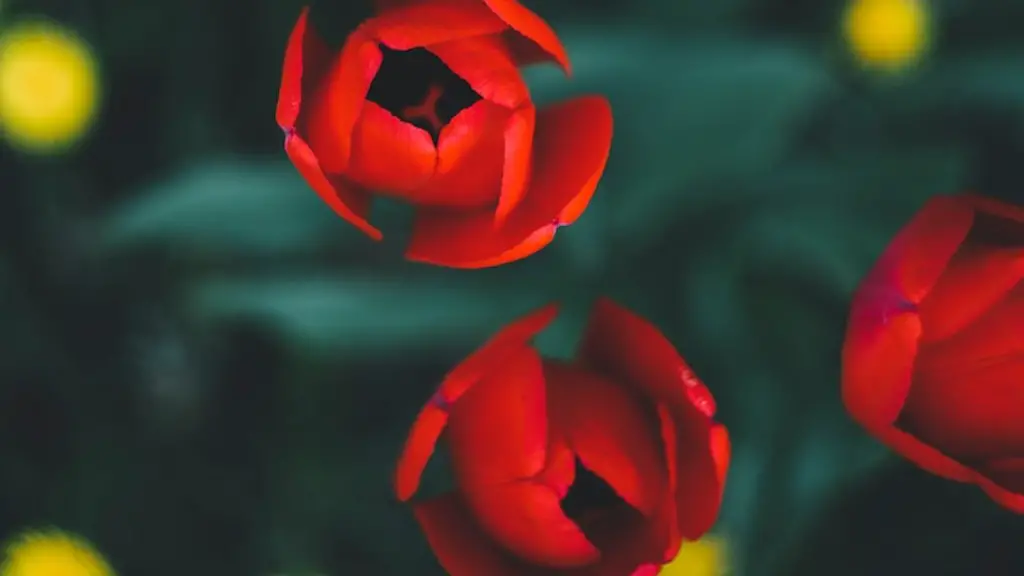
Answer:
xmin=0 ymin=19 xmax=99 ymax=153
xmin=660 ymin=535 xmax=729 ymax=576
xmin=0 ymin=528 xmax=113 ymax=576
xmin=842 ymin=0 xmax=930 ymax=71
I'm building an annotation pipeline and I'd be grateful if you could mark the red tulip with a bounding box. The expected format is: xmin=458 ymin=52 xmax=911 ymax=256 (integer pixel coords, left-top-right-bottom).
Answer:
xmin=275 ymin=2 xmax=613 ymax=268
xmin=842 ymin=193 xmax=1024 ymax=513
xmin=395 ymin=299 xmax=730 ymax=575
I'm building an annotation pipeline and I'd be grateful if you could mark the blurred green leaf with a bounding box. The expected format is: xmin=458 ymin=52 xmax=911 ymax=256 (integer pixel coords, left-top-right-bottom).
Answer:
xmin=906 ymin=52 xmax=1024 ymax=113
xmin=183 ymin=274 xmax=552 ymax=356
xmin=525 ymin=32 xmax=835 ymax=246
xmin=94 ymin=159 xmax=365 ymax=258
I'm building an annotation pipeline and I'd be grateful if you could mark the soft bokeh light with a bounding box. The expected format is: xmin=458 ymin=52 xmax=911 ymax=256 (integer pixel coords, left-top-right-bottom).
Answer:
xmin=0 ymin=529 xmax=114 ymax=576
xmin=661 ymin=535 xmax=729 ymax=576
xmin=0 ymin=19 xmax=99 ymax=153
xmin=842 ymin=0 xmax=929 ymax=71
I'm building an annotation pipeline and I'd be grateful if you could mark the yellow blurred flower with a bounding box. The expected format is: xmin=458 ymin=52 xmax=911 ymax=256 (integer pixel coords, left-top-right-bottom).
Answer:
xmin=0 ymin=528 xmax=114 ymax=576
xmin=0 ymin=19 xmax=99 ymax=153
xmin=842 ymin=0 xmax=930 ymax=71
xmin=661 ymin=535 xmax=729 ymax=576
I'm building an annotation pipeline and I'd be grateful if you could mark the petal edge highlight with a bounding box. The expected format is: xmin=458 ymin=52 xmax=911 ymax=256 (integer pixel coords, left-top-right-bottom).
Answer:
xmin=394 ymin=304 xmax=558 ymax=501
xmin=284 ymin=133 xmax=381 ymax=240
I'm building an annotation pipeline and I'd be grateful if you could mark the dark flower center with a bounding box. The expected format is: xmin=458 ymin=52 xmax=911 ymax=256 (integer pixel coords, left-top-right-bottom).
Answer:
xmin=560 ymin=458 xmax=626 ymax=522
xmin=365 ymin=45 xmax=481 ymax=142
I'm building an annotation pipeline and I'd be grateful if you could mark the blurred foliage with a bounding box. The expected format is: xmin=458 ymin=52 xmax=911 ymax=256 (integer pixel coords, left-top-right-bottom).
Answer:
xmin=1 ymin=0 xmax=1024 ymax=574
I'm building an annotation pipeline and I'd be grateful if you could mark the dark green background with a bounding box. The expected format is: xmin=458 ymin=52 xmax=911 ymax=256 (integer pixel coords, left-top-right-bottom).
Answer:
xmin=2 ymin=0 xmax=1024 ymax=574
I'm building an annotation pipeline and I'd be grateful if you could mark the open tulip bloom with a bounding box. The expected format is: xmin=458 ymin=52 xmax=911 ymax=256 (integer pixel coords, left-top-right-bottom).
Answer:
xmin=843 ymin=193 xmax=1024 ymax=513
xmin=395 ymin=298 xmax=730 ymax=575
xmin=276 ymin=0 xmax=613 ymax=268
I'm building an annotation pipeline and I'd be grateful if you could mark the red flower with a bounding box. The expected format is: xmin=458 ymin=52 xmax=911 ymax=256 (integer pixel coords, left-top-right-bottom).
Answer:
xmin=842 ymin=193 xmax=1024 ymax=513
xmin=275 ymin=2 xmax=613 ymax=268
xmin=395 ymin=299 xmax=730 ymax=575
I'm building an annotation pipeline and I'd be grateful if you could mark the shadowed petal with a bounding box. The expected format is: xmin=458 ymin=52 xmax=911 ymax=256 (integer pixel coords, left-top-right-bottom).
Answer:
xmin=978 ymin=458 xmax=1024 ymax=512
xmin=905 ymin=289 xmax=1024 ymax=462
xmin=462 ymin=481 xmax=599 ymax=568
xmin=447 ymin=347 xmax=548 ymax=485
xmin=412 ymin=493 xmax=536 ymax=576
xmin=545 ymin=362 xmax=666 ymax=517
xmin=577 ymin=298 xmax=725 ymax=540
xmin=405 ymin=96 xmax=612 ymax=268
xmin=869 ymin=424 xmax=978 ymax=482
xmin=394 ymin=304 xmax=558 ymax=501
xmin=283 ymin=133 xmax=380 ymax=239
xmin=654 ymin=404 xmax=681 ymax=561
xmin=276 ymin=7 xmax=331 ymax=131
xmin=963 ymin=193 xmax=1024 ymax=224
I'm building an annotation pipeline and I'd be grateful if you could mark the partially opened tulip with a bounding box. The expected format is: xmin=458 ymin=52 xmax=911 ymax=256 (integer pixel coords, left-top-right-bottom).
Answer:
xmin=395 ymin=299 xmax=730 ymax=574
xmin=843 ymin=193 xmax=1024 ymax=513
xmin=276 ymin=1 xmax=613 ymax=268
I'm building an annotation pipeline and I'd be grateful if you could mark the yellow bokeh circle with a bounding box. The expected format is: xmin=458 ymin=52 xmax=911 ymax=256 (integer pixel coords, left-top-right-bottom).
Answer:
xmin=842 ymin=0 xmax=930 ymax=71
xmin=0 ymin=528 xmax=114 ymax=576
xmin=0 ymin=19 xmax=100 ymax=152
xmin=661 ymin=535 xmax=729 ymax=576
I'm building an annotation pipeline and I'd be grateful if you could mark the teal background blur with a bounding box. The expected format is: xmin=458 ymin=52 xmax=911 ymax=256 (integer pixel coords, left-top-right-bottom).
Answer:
xmin=3 ymin=0 xmax=1024 ymax=574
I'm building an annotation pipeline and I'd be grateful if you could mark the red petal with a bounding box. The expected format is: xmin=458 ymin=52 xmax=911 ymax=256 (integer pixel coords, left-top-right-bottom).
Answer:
xmin=868 ymin=423 xmax=978 ymax=482
xmin=579 ymin=298 xmax=716 ymax=419
xmin=857 ymin=195 xmax=974 ymax=306
xmin=276 ymin=7 xmax=331 ymax=131
xmin=482 ymin=0 xmax=570 ymax=72
xmin=537 ymin=435 xmax=576 ymax=499
xmin=305 ymin=28 xmax=382 ymax=174
xmin=545 ymin=361 xmax=666 ymax=517
xmin=841 ymin=195 xmax=974 ymax=427
xmin=978 ymin=458 xmax=1024 ymax=512
xmin=405 ymin=96 xmax=612 ymax=268
xmin=370 ymin=0 xmax=569 ymax=71
xmin=447 ymin=347 xmax=548 ymax=485
xmin=904 ymin=303 xmax=1024 ymax=461
xmin=842 ymin=310 xmax=921 ymax=431
xmin=655 ymin=404 xmax=681 ymax=561
xmin=462 ymin=481 xmax=599 ymax=568
xmin=709 ymin=424 xmax=730 ymax=497
xmin=577 ymin=297 xmax=725 ymax=540
xmin=916 ymin=246 xmax=1024 ymax=343
xmin=495 ymin=105 xmax=535 ymax=227
xmin=428 ymin=35 xmax=530 ymax=109
xmin=363 ymin=0 xmax=507 ymax=50
xmin=916 ymin=286 xmax=1024 ymax=390
xmin=411 ymin=100 xmax=507 ymax=209
xmin=963 ymin=193 xmax=1024 ymax=224
xmin=344 ymin=101 xmax=436 ymax=194
xmin=394 ymin=304 xmax=558 ymax=501
xmin=412 ymin=493 xmax=536 ymax=576
xmin=559 ymin=510 xmax=658 ymax=576
xmin=283 ymin=133 xmax=381 ymax=240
